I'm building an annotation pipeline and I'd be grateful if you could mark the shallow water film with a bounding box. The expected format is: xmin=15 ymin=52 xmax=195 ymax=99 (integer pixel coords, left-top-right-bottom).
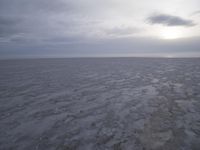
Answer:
xmin=1 ymin=58 xmax=200 ymax=150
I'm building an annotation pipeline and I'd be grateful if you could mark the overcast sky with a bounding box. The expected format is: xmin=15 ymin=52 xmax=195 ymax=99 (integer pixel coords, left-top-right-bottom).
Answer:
xmin=0 ymin=0 xmax=200 ymax=58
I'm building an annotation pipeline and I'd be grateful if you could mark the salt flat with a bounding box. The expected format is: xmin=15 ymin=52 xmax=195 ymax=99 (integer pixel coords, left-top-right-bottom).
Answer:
xmin=0 ymin=58 xmax=200 ymax=150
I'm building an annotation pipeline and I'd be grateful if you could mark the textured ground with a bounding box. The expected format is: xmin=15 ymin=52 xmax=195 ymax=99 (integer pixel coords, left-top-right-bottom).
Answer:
xmin=0 ymin=58 xmax=200 ymax=150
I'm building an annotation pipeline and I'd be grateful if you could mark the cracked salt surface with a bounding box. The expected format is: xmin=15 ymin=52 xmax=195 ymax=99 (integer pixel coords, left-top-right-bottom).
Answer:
xmin=0 ymin=58 xmax=200 ymax=150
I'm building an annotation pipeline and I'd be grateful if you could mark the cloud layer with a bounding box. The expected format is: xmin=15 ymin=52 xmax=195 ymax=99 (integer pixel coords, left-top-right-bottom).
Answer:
xmin=147 ymin=13 xmax=196 ymax=27
xmin=0 ymin=0 xmax=199 ymax=58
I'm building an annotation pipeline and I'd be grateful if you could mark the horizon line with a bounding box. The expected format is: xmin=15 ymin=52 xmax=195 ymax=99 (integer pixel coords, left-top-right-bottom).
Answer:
xmin=1 ymin=55 xmax=200 ymax=61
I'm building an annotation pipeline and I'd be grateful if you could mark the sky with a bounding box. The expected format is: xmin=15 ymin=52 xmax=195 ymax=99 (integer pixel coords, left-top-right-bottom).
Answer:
xmin=0 ymin=0 xmax=200 ymax=58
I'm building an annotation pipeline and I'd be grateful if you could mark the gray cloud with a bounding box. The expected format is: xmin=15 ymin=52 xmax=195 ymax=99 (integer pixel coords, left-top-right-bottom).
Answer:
xmin=0 ymin=16 xmax=21 ymax=26
xmin=147 ymin=13 xmax=196 ymax=27
xmin=0 ymin=0 xmax=199 ymax=58
xmin=192 ymin=10 xmax=200 ymax=16
xmin=104 ymin=26 xmax=141 ymax=36
xmin=0 ymin=0 xmax=71 ymax=14
xmin=0 ymin=0 xmax=104 ymax=42
xmin=0 ymin=16 xmax=23 ymax=37
xmin=1 ymin=36 xmax=200 ymax=58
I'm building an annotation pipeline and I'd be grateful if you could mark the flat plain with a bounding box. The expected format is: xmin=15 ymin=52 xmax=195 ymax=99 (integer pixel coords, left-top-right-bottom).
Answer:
xmin=0 ymin=58 xmax=200 ymax=150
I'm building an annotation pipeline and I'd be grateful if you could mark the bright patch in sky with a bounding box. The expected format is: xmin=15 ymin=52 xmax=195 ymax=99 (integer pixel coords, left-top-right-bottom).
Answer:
xmin=161 ymin=27 xmax=183 ymax=40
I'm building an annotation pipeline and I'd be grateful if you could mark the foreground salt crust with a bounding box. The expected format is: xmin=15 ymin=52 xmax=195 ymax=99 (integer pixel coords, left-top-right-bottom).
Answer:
xmin=0 ymin=58 xmax=200 ymax=150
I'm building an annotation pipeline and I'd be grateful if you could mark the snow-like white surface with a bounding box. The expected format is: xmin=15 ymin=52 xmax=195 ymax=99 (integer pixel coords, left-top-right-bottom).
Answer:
xmin=0 ymin=58 xmax=200 ymax=150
